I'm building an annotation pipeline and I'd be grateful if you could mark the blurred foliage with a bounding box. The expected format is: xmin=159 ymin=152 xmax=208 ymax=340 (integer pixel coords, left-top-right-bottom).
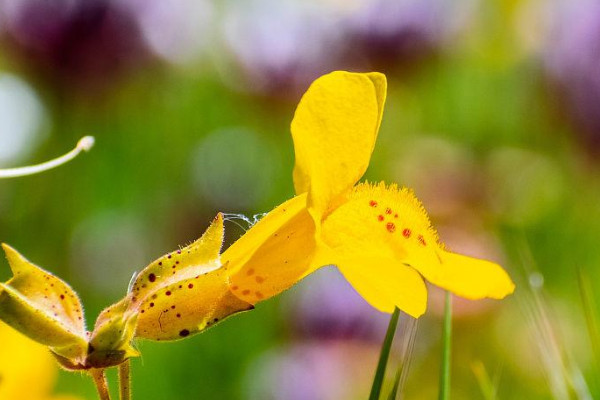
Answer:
xmin=1 ymin=0 xmax=600 ymax=398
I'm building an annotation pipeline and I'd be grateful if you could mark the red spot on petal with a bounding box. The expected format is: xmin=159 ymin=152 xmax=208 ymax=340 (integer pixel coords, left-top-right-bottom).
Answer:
xmin=231 ymin=285 xmax=239 ymax=291
xmin=148 ymin=273 xmax=156 ymax=282
xmin=394 ymin=213 xmax=398 ymax=218
xmin=377 ymin=215 xmax=385 ymax=222
xmin=255 ymin=276 xmax=264 ymax=283
xmin=255 ymin=291 xmax=264 ymax=300
xmin=149 ymin=302 xmax=154 ymax=307
xmin=176 ymin=313 xmax=181 ymax=318
xmin=247 ymin=268 xmax=255 ymax=276
xmin=60 ymin=294 xmax=65 ymax=300
xmin=369 ymin=200 xmax=378 ymax=207
xmin=402 ymin=229 xmax=412 ymax=238
xmin=179 ymin=329 xmax=189 ymax=337
xmin=242 ymin=289 xmax=250 ymax=295
xmin=385 ymin=208 xmax=392 ymax=214
xmin=166 ymin=291 xmax=172 ymax=296
xmin=418 ymin=235 xmax=427 ymax=246
xmin=188 ymin=284 xmax=194 ymax=289
xmin=386 ymin=222 xmax=396 ymax=233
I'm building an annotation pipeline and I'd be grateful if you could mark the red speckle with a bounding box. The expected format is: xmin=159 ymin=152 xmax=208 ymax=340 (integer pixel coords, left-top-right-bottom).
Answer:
xmin=177 ymin=250 xmax=181 ymax=254
xmin=179 ymin=329 xmax=190 ymax=337
xmin=166 ymin=291 xmax=172 ymax=296
xmin=141 ymin=310 xmax=145 ymax=313
xmin=247 ymin=268 xmax=255 ymax=276
xmin=171 ymin=305 xmax=176 ymax=309
xmin=402 ymin=229 xmax=412 ymax=238
xmin=418 ymin=235 xmax=427 ymax=246
xmin=256 ymin=291 xmax=264 ymax=299
xmin=369 ymin=200 xmax=378 ymax=207
xmin=176 ymin=313 xmax=181 ymax=318
xmin=231 ymin=285 xmax=239 ymax=291
xmin=394 ymin=213 xmax=398 ymax=218
xmin=188 ymin=284 xmax=194 ymax=289
xmin=386 ymin=222 xmax=396 ymax=233
xmin=377 ymin=215 xmax=385 ymax=222
xmin=385 ymin=207 xmax=392 ymax=214
xmin=150 ymin=302 xmax=155 ymax=307
xmin=255 ymin=276 xmax=265 ymax=283
xmin=60 ymin=294 xmax=65 ymax=300
xmin=242 ymin=289 xmax=250 ymax=295
xmin=158 ymin=262 xmax=162 ymax=266
xmin=149 ymin=273 xmax=156 ymax=282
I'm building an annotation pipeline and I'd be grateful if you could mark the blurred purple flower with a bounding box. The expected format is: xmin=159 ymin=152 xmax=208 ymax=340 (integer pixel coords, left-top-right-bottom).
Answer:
xmin=288 ymin=267 xmax=389 ymax=342
xmin=340 ymin=0 xmax=449 ymax=70
xmin=0 ymin=0 xmax=148 ymax=91
xmin=244 ymin=342 xmax=376 ymax=400
xmin=223 ymin=0 xmax=345 ymax=96
xmin=544 ymin=0 xmax=600 ymax=151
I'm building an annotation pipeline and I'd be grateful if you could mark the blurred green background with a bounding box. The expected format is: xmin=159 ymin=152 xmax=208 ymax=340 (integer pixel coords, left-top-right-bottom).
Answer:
xmin=1 ymin=0 xmax=600 ymax=398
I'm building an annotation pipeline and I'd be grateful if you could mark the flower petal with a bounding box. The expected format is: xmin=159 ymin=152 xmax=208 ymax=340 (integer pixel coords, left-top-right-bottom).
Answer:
xmin=224 ymin=194 xmax=318 ymax=304
xmin=334 ymin=252 xmax=427 ymax=317
xmin=432 ymin=251 xmax=515 ymax=300
xmin=322 ymin=182 xmax=514 ymax=302
xmin=291 ymin=71 xmax=387 ymax=220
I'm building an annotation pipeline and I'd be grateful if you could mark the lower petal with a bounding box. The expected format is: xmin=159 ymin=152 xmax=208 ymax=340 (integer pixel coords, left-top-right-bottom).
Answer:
xmin=431 ymin=251 xmax=515 ymax=300
xmin=334 ymin=252 xmax=427 ymax=317
xmin=223 ymin=194 xmax=319 ymax=304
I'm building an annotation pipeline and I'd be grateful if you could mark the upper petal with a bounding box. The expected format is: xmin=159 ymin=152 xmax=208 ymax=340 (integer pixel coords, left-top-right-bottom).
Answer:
xmin=224 ymin=194 xmax=319 ymax=304
xmin=291 ymin=71 xmax=387 ymax=221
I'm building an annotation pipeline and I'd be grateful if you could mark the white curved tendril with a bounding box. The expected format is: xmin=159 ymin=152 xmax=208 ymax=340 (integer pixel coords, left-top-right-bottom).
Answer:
xmin=0 ymin=136 xmax=95 ymax=179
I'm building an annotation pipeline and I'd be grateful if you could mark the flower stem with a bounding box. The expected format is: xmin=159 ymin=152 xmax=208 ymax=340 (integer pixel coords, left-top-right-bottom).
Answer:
xmin=90 ymin=368 xmax=111 ymax=400
xmin=0 ymin=136 xmax=94 ymax=178
xmin=438 ymin=292 xmax=452 ymax=400
xmin=369 ymin=307 xmax=400 ymax=400
xmin=119 ymin=359 xmax=132 ymax=400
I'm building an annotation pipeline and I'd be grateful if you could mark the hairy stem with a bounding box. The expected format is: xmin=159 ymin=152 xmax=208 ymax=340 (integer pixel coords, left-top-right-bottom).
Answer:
xmin=90 ymin=368 xmax=111 ymax=400
xmin=119 ymin=359 xmax=132 ymax=400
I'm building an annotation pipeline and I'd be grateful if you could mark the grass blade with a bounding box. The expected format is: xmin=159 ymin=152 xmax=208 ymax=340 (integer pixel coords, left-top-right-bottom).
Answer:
xmin=577 ymin=266 xmax=600 ymax=392
xmin=387 ymin=316 xmax=418 ymax=400
xmin=438 ymin=291 xmax=452 ymax=400
xmin=370 ymin=307 xmax=400 ymax=400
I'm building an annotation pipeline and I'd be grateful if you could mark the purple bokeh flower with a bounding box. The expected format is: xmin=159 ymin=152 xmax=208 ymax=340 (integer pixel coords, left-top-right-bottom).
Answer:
xmin=544 ymin=0 xmax=600 ymax=151
xmin=0 ymin=0 xmax=148 ymax=91
xmin=287 ymin=267 xmax=390 ymax=342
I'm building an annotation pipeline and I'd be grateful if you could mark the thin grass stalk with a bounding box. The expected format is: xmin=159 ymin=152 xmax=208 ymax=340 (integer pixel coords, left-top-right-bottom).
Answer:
xmin=90 ymin=368 xmax=111 ymax=400
xmin=577 ymin=266 xmax=600 ymax=391
xmin=369 ymin=307 xmax=400 ymax=400
xmin=387 ymin=316 xmax=418 ymax=400
xmin=119 ymin=359 xmax=131 ymax=400
xmin=438 ymin=291 xmax=452 ymax=400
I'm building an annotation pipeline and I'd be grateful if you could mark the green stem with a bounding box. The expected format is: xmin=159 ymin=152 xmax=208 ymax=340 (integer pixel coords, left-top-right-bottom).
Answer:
xmin=369 ymin=307 xmax=400 ymax=400
xmin=438 ymin=292 xmax=452 ymax=400
xmin=119 ymin=359 xmax=132 ymax=400
xmin=90 ymin=368 xmax=111 ymax=400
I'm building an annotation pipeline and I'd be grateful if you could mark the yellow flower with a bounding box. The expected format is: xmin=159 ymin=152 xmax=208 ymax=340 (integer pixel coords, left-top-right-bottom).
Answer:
xmin=224 ymin=71 xmax=515 ymax=317
xmin=0 ymin=321 xmax=79 ymax=400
